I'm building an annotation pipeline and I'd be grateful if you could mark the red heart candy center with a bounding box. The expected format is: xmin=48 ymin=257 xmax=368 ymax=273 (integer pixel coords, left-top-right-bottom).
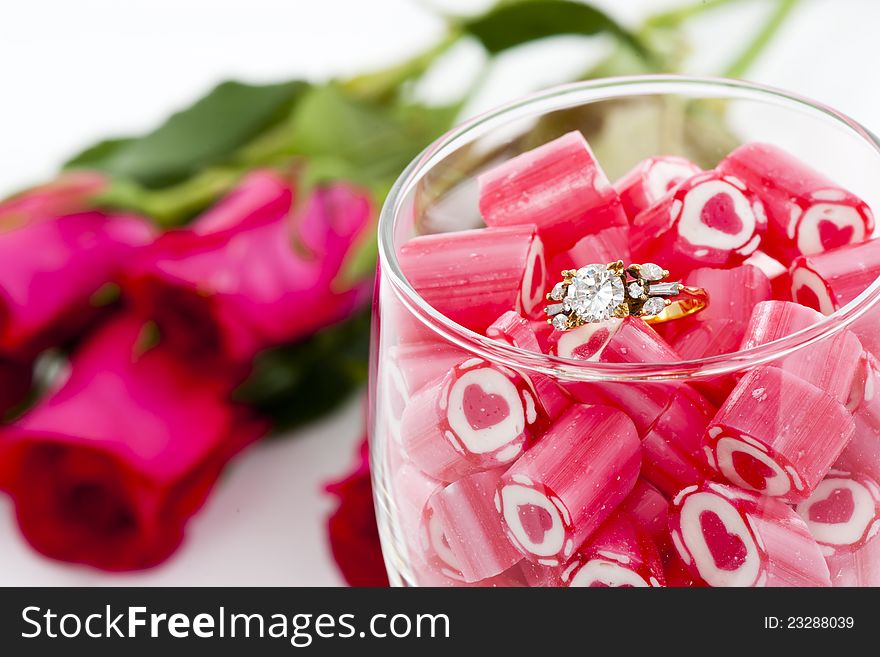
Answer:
xmin=700 ymin=192 xmax=743 ymax=235
xmin=462 ymin=384 xmax=510 ymax=431
xmin=818 ymin=219 xmax=854 ymax=250
xmin=732 ymin=449 xmax=777 ymax=491
xmin=570 ymin=327 xmax=611 ymax=360
xmin=529 ymin=252 xmax=544 ymax=300
xmin=795 ymin=284 xmax=823 ymax=312
xmin=809 ymin=486 xmax=855 ymax=524
xmin=518 ymin=503 xmax=554 ymax=545
xmin=700 ymin=510 xmax=748 ymax=571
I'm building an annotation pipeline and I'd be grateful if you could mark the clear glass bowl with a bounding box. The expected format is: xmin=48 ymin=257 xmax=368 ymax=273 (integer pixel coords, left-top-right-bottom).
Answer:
xmin=371 ymin=76 xmax=880 ymax=587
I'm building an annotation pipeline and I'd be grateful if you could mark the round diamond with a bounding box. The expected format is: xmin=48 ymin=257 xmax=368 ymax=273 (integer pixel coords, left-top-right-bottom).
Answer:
xmin=565 ymin=264 xmax=625 ymax=323
xmin=628 ymin=282 xmax=644 ymax=298
xmin=551 ymin=314 xmax=569 ymax=331
xmin=642 ymin=297 xmax=667 ymax=316
xmin=640 ymin=263 xmax=665 ymax=281
xmin=549 ymin=282 xmax=567 ymax=301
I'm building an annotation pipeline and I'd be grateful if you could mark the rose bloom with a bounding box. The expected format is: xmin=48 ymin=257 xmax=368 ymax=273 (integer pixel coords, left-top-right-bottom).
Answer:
xmin=0 ymin=210 xmax=155 ymax=355
xmin=325 ymin=437 xmax=389 ymax=587
xmin=0 ymin=172 xmax=106 ymax=230
xmin=0 ymin=315 xmax=266 ymax=570
xmin=124 ymin=170 xmax=374 ymax=366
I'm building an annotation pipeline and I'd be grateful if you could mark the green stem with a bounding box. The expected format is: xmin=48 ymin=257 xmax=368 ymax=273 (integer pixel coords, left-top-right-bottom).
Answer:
xmin=341 ymin=29 xmax=462 ymax=102
xmin=722 ymin=0 xmax=799 ymax=78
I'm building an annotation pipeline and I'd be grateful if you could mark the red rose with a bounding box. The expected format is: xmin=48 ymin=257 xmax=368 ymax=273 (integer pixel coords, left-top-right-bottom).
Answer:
xmin=0 ymin=172 xmax=106 ymax=230
xmin=325 ymin=437 xmax=389 ymax=587
xmin=0 ymin=315 xmax=266 ymax=570
xmin=0 ymin=356 xmax=31 ymax=416
xmin=0 ymin=211 xmax=155 ymax=355
xmin=124 ymin=170 xmax=374 ymax=365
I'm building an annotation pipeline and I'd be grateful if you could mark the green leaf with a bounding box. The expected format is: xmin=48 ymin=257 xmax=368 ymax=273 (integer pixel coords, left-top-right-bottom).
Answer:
xmin=234 ymin=309 xmax=372 ymax=432
xmin=64 ymin=80 xmax=309 ymax=188
xmin=464 ymin=0 xmax=648 ymax=58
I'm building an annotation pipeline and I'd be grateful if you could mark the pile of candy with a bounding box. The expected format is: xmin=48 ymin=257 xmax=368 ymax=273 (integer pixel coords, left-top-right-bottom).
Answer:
xmin=380 ymin=130 xmax=880 ymax=587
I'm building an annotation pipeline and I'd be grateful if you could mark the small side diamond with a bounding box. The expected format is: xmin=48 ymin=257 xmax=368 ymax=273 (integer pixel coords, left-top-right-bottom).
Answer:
xmin=627 ymin=282 xmax=644 ymax=298
xmin=642 ymin=297 xmax=666 ymax=316
xmin=544 ymin=303 xmax=565 ymax=315
xmin=551 ymin=314 xmax=569 ymax=331
xmin=647 ymin=282 xmax=681 ymax=296
xmin=549 ymin=282 xmax=567 ymax=301
xmin=640 ymin=263 xmax=665 ymax=281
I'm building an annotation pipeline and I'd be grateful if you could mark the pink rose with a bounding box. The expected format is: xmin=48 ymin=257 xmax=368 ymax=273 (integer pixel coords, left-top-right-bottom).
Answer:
xmin=0 ymin=315 xmax=266 ymax=570
xmin=0 ymin=172 xmax=106 ymax=229
xmin=123 ymin=170 xmax=374 ymax=365
xmin=0 ymin=211 xmax=155 ymax=354
xmin=325 ymin=437 xmax=389 ymax=587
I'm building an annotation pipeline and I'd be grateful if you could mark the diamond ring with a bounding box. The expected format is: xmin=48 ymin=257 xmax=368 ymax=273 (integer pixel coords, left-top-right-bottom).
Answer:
xmin=544 ymin=260 xmax=709 ymax=331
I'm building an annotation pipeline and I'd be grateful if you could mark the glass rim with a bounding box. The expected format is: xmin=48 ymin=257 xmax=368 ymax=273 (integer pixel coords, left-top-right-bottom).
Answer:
xmin=378 ymin=75 xmax=880 ymax=382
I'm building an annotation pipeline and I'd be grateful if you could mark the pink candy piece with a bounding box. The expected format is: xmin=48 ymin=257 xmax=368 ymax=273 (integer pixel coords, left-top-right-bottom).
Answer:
xmin=666 ymin=264 xmax=772 ymax=358
xmin=429 ymin=470 xmax=523 ymax=583
xmin=393 ymin=464 xmax=464 ymax=582
xmin=614 ymin=156 xmax=702 ymax=221
xmin=671 ymin=318 xmax=744 ymax=359
xmin=796 ymin=471 xmax=880 ymax=554
xmin=399 ymin=224 xmax=547 ymax=332
xmin=477 ymin=131 xmax=627 ymax=254
xmin=497 ymin=404 xmax=640 ymax=566
xmin=641 ymin=386 xmax=718 ymax=498
xmin=826 ymin=535 xmax=880 ymax=587
xmin=704 ymin=366 xmax=855 ymax=503
xmin=718 ymin=142 xmax=874 ymax=263
xmin=389 ymin=341 xmax=467 ymax=395
xmin=618 ymin=480 xmax=670 ymax=550
xmin=401 ymin=358 xmax=534 ymax=481
xmin=740 ymin=300 xmax=861 ymax=404
xmin=486 ymin=312 xmax=571 ymax=425
xmin=789 ymin=237 xmax=880 ymax=315
xmin=562 ymin=516 xmax=665 ymax=587
xmin=548 ymin=225 xmax=631 ymax=276
xmin=631 ymin=170 xmax=767 ymax=276
xmin=670 ymin=482 xmax=830 ymax=587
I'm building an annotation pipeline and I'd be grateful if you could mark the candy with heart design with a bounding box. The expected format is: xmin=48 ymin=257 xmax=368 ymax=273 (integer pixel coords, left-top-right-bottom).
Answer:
xmin=401 ymin=358 xmax=535 ymax=482
xmin=669 ymin=482 xmax=831 ymax=587
xmin=630 ymin=170 xmax=767 ymax=276
xmin=486 ymin=312 xmax=571 ymax=426
xmin=789 ymin=237 xmax=880 ymax=316
xmin=797 ymin=471 xmax=880 ymax=554
xmin=429 ymin=469 xmax=523 ymax=583
xmin=703 ymin=366 xmax=855 ymax=503
xmin=477 ymin=131 xmax=627 ymax=254
xmin=717 ymin=142 xmax=874 ymax=263
xmin=497 ymin=404 xmax=640 ymax=566
xmin=614 ymin=155 xmax=702 ymax=221
xmin=393 ymin=463 xmax=465 ymax=583
xmin=562 ymin=516 xmax=665 ymax=587
xmin=740 ymin=300 xmax=862 ymax=404
xmin=641 ymin=386 xmax=718 ymax=498
xmin=399 ymin=224 xmax=547 ymax=333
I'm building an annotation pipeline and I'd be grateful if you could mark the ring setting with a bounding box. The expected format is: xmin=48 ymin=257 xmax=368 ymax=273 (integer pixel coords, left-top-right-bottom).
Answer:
xmin=544 ymin=260 xmax=707 ymax=330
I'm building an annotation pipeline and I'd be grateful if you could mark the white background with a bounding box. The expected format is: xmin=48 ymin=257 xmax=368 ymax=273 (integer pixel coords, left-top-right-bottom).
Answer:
xmin=0 ymin=0 xmax=878 ymax=585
